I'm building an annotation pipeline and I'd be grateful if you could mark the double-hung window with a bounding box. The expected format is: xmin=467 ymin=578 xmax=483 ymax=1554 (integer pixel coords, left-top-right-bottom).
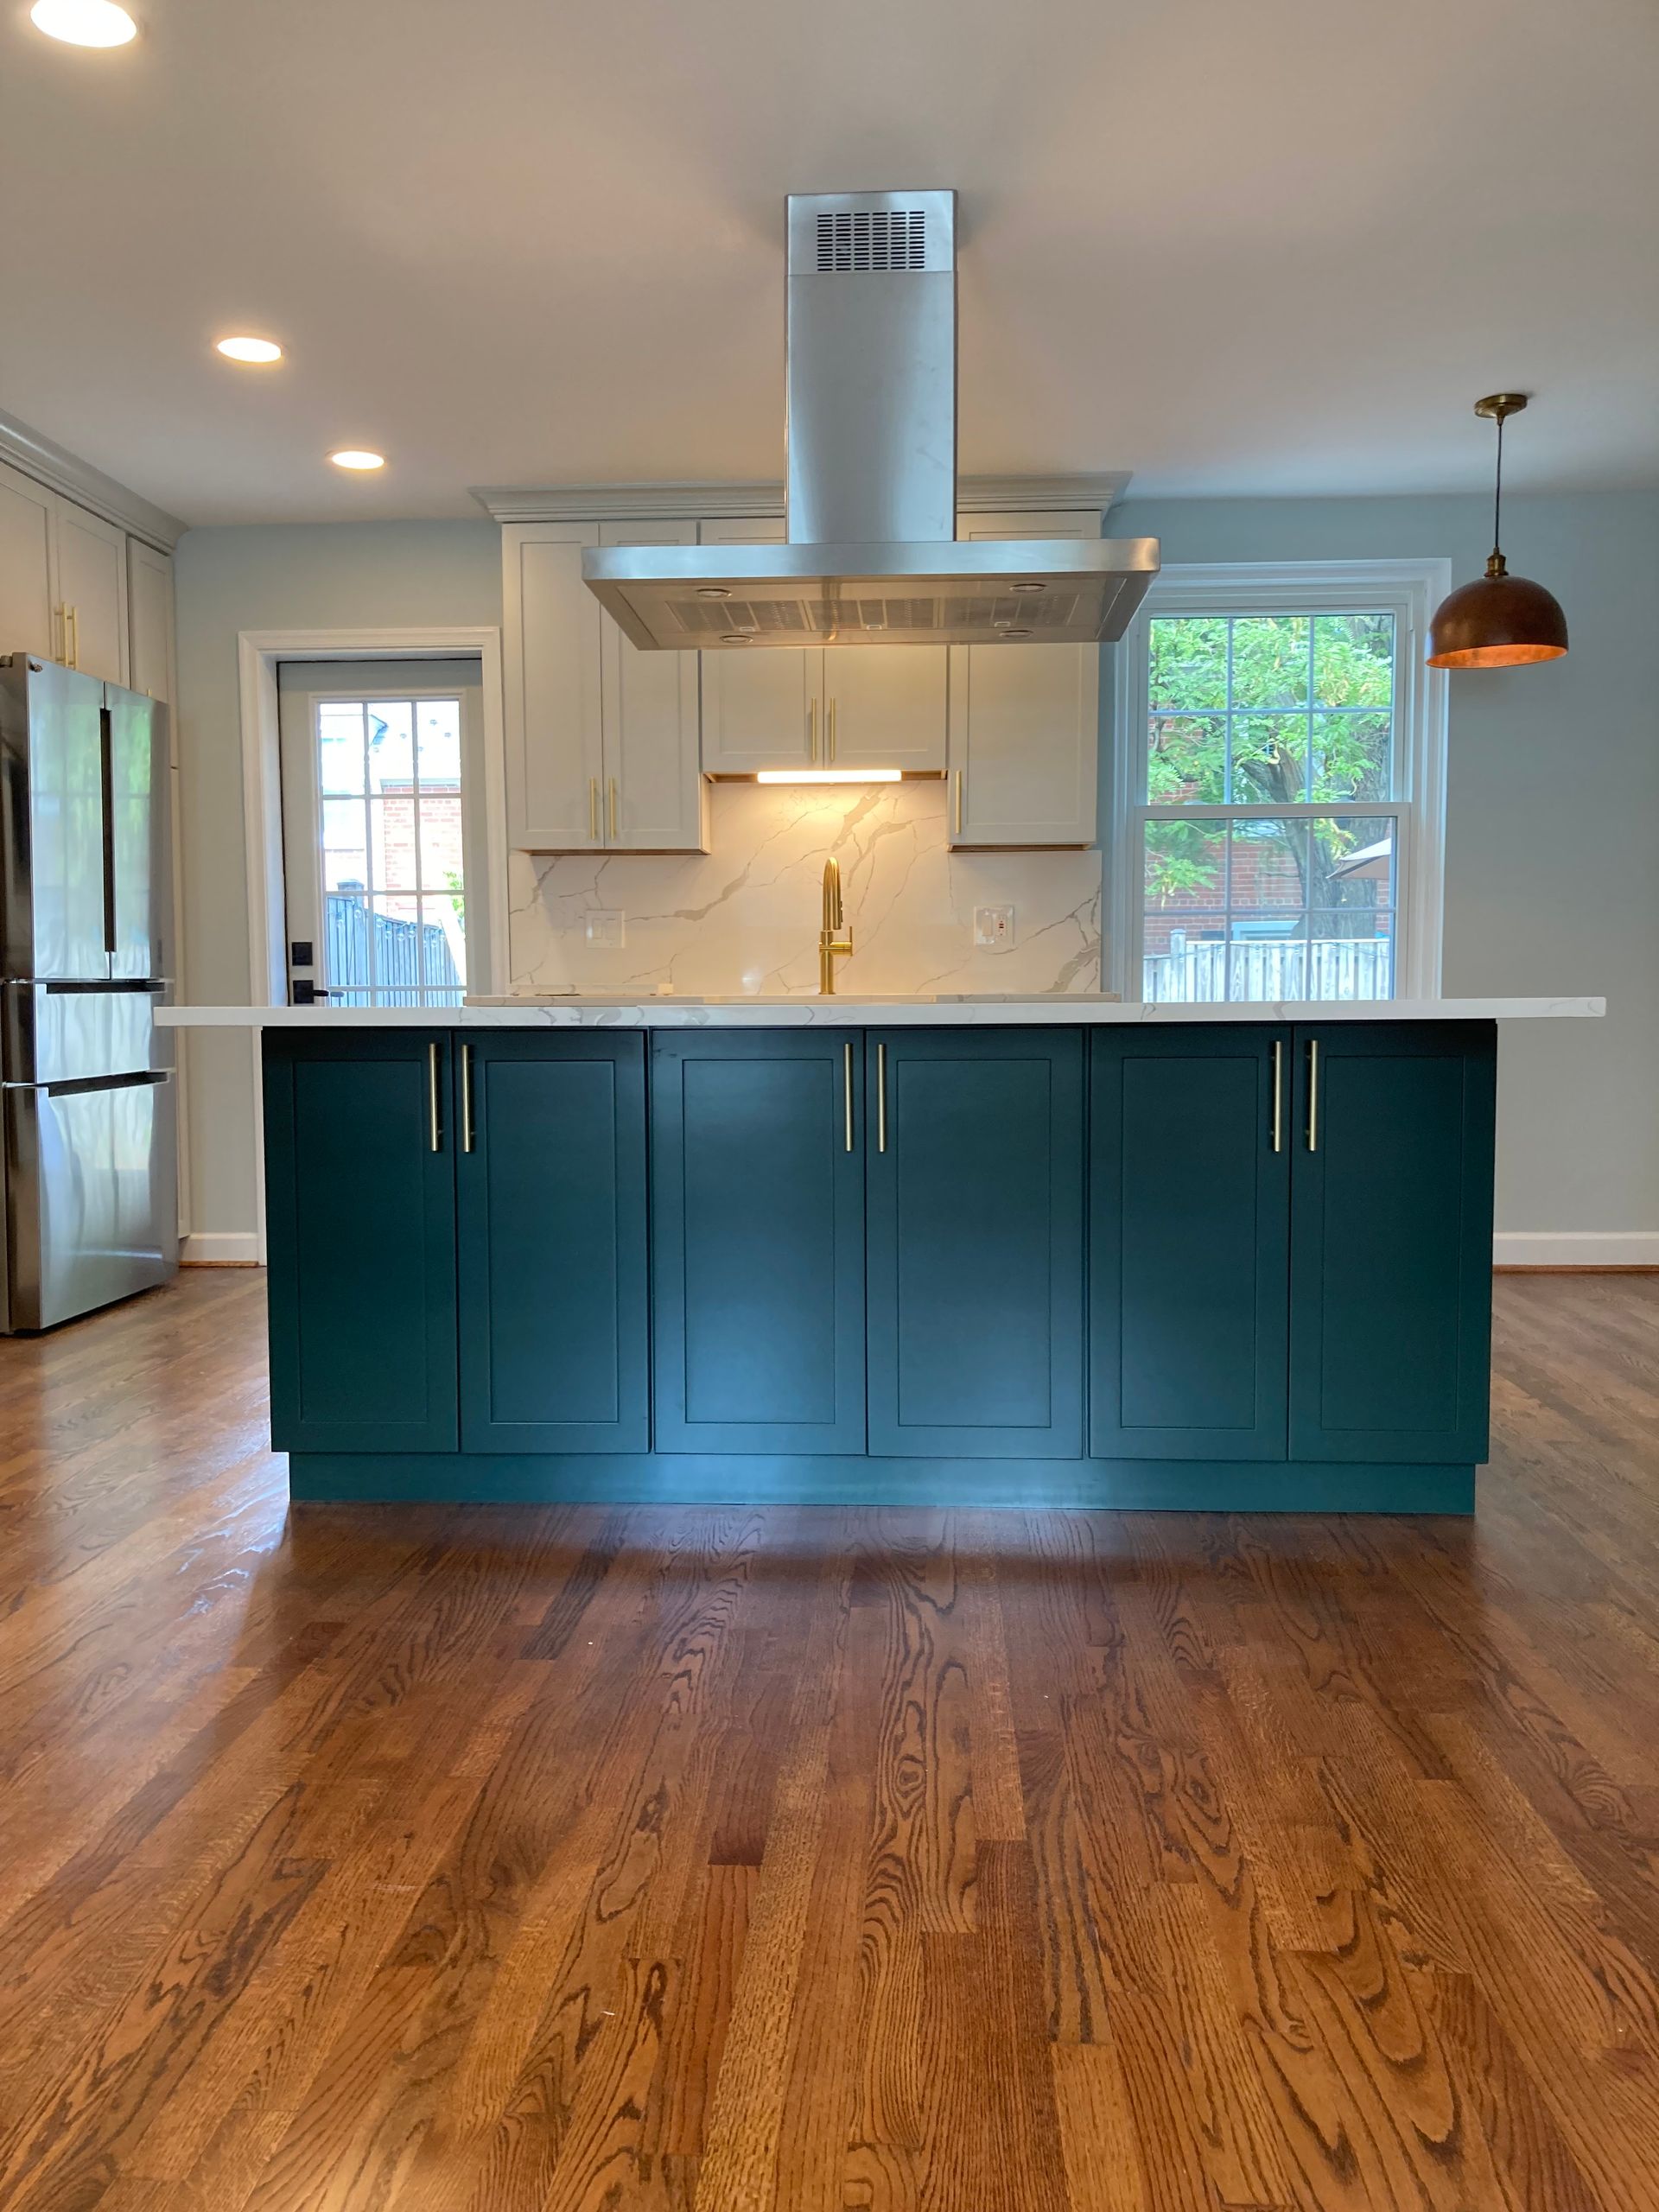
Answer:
xmin=1114 ymin=562 xmax=1450 ymax=1003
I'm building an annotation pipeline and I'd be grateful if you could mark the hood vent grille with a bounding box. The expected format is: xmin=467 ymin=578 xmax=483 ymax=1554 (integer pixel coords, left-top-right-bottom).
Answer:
xmin=664 ymin=591 xmax=1089 ymax=642
xmin=815 ymin=207 xmax=928 ymax=273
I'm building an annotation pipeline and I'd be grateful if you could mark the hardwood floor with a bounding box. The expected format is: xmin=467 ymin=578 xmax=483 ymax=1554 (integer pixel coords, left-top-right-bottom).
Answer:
xmin=2 ymin=1272 xmax=1658 ymax=2209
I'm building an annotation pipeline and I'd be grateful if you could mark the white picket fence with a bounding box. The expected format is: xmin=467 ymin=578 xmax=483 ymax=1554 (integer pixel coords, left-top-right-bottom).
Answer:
xmin=1144 ymin=933 xmax=1393 ymax=1003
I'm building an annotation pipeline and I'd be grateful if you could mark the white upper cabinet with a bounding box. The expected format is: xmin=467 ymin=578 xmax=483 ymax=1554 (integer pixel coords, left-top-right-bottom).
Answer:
xmin=947 ymin=510 xmax=1102 ymax=848
xmin=126 ymin=539 xmax=176 ymax=708
xmin=0 ymin=462 xmax=134 ymax=683
xmin=503 ymin=520 xmax=707 ymax=853
xmin=696 ymin=518 xmax=817 ymax=775
xmin=54 ymin=501 xmax=129 ymax=685
xmin=697 ymin=516 xmax=947 ymax=776
xmin=0 ymin=460 xmax=56 ymax=661
xmin=598 ymin=521 xmax=708 ymax=853
xmin=504 ymin=523 xmax=605 ymax=849
xmin=822 ymin=645 xmax=946 ymax=773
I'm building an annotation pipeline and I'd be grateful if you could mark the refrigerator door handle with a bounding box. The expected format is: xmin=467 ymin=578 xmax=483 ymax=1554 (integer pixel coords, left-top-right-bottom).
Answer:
xmin=99 ymin=703 xmax=117 ymax=959
xmin=3 ymin=1069 xmax=171 ymax=1097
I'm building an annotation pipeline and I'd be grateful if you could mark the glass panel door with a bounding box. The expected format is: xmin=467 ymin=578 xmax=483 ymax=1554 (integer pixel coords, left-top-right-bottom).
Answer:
xmin=277 ymin=659 xmax=480 ymax=1008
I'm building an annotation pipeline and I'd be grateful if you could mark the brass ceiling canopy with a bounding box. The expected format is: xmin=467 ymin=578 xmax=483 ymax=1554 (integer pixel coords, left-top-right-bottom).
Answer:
xmin=1427 ymin=393 xmax=1568 ymax=671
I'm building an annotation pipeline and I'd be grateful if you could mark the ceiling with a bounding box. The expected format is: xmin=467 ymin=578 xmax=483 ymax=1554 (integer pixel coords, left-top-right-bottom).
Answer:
xmin=4 ymin=0 xmax=1656 ymax=526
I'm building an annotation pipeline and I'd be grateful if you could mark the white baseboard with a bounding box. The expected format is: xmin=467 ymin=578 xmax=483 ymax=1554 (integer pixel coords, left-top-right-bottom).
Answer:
xmin=180 ymin=1231 xmax=262 ymax=1266
xmin=1494 ymin=1231 xmax=1659 ymax=1268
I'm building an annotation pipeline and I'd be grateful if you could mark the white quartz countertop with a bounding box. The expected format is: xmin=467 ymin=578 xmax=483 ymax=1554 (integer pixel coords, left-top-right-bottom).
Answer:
xmin=159 ymin=995 xmax=1605 ymax=1029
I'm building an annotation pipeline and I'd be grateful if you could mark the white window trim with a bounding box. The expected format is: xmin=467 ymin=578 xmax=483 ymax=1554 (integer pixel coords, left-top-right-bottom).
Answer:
xmin=1109 ymin=559 xmax=1451 ymax=1002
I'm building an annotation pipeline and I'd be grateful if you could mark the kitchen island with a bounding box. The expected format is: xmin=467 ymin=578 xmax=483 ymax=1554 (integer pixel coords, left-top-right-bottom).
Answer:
xmin=164 ymin=996 xmax=1603 ymax=1511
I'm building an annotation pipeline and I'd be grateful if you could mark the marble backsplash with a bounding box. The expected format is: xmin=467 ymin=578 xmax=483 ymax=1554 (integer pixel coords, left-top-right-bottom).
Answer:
xmin=507 ymin=782 xmax=1103 ymax=997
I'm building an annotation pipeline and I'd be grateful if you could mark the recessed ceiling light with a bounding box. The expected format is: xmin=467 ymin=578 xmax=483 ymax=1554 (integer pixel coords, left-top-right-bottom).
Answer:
xmin=329 ymin=449 xmax=385 ymax=472
xmin=215 ymin=336 xmax=283 ymax=365
xmin=30 ymin=0 xmax=137 ymax=46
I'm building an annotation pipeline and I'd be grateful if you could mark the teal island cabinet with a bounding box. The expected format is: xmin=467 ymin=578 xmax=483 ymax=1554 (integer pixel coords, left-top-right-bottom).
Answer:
xmin=264 ymin=1016 xmax=1497 ymax=1512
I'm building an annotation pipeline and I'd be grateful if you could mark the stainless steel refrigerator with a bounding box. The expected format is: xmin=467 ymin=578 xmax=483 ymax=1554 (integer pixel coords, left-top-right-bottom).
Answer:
xmin=0 ymin=656 xmax=177 ymax=1331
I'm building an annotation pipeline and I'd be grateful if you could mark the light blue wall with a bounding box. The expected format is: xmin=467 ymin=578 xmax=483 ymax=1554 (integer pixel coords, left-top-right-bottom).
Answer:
xmin=173 ymin=497 xmax=1657 ymax=1247
xmin=1109 ymin=492 xmax=1659 ymax=1242
xmin=172 ymin=521 xmax=500 ymax=1239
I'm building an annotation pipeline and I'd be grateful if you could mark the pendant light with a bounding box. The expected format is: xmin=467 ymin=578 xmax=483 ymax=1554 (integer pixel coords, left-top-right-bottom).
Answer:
xmin=1427 ymin=394 xmax=1567 ymax=669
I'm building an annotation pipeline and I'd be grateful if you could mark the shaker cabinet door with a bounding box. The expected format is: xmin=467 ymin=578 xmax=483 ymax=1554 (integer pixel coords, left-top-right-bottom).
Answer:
xmin=651 ymin=1031 xmax=867 ymax=1453
xmin=598 ymin=520 xmax=708 ymax=852
xmin=0 ymin=457 xmax=56 ymax=662
xmin=1288 ymin=1021 xmax=1496 ymax=1465
xmin=54 ymin=499 xmax=129 ymax=686
xmin=503 ymin=522 xmax=605 ymax=849
xmin=456 ymin=1033 xmax=649 ymax=1452
xmin=264 ymin=1031 xmax=459 ymax=1454
xmin=1090 ymin=1027 xmax=1290 ymax=1459
xmin=866 ymin=1027 xmax=1085 ymax=1457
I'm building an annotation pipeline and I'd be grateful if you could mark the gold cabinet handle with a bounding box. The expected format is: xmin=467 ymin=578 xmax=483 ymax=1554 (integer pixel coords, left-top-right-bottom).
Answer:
xmin=876 ymin=1040 xmax=888 ymax=1154
xmin=827 ymin=697 xmax=837 ymax=763
xmin=55 ymin=606 xmax=67 ymax=664
xmin=70 ymin=606 xmax=79 ymax=668
xmin=808 ymin=696 xmax=817 ymax=763
xmin=843 ymin=1041 xmax=855 ymax=1152
xmin=953 ymin=767 xmax=963 ymax=838
xmin=461 ymin=1042 xmax=475 ymax=1154
xmin=1270 ymin=1039 xmax=1284 ymax=1153
xmin=427 ymin=1041 xmax=443 ymax=1152
xmin=589 ymin=776 xmax=600 ymax=841
xmin=608 ymin=776 xmax=619 ymax=841
xmin=1306 ymin=1038 xmax=1319 ymax=1153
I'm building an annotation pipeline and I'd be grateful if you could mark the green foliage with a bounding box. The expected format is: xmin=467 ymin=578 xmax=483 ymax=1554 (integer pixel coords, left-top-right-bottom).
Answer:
xmin=1145 ymin=614 xmax=1395 ymax=911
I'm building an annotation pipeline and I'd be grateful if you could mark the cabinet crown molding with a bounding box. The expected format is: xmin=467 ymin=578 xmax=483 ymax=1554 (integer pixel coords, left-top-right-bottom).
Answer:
xmin=0 ymin=408 xmax=187 ymax=552
xmin=473 ymin=473 xmax=1132 ymax=525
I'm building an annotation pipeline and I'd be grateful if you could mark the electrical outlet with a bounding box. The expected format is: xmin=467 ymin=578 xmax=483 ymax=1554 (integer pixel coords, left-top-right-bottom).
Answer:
xmin=974 ymin=905 xmax=1014 ymax=951
xmin=585 ymin=909 xmax=626 ymax=949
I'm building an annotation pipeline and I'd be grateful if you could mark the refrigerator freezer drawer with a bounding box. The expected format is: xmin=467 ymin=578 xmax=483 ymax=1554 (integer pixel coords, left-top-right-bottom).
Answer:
xmin=3 ymin=1070 xmax=178 ymax=1331
xmin=2 ymin=980 xmax=167 ymax=1085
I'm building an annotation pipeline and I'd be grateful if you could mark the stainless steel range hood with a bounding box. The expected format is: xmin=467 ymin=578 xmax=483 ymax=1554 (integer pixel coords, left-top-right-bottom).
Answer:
xmin=582 ymin=190 xmax=1159 ymax=651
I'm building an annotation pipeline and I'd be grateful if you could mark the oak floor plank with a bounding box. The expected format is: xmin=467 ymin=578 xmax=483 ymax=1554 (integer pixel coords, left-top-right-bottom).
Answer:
xmin=1 ymin=1274 xmax=1658 ymax=2208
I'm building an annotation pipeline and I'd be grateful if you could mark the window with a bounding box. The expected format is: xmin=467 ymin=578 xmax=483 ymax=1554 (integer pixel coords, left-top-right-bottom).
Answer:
xmin=1114 ymin=562 xmax=1449 ymax=1004
xmin=317 ymin=695 xmax=467 ymax=1006
xmin=276 ymin=659 xmax=485 ymax=1009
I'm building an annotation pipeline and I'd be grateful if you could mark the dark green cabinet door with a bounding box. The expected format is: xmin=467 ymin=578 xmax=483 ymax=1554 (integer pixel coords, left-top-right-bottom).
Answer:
xmin=1090 ymin=1027 xmax=1290 ymax=1460
xmin=1289 ymin=1020 xmax=1496 ymax=1465
xmin=264 ymin=1029 xmax=458 ymax=1454
xmin=651 ymin=1032 xmax=866 ymax=1454
xmin=867 ymin=1028 xmax=1084 ymax=1458
xmin=456 ymin=1033 xmax=648 ymax=1453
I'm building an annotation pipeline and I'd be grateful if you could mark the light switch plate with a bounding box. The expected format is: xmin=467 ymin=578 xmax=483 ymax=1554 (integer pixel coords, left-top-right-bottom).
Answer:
xmin=585 ymin=909 xmax=626 ymax=948
xmin=974 ymin=905 xmax=1014 ymax=950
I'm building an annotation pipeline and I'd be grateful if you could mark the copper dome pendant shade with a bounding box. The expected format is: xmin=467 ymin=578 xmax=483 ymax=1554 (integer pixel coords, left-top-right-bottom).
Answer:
xmin=1427 ymin=394 xmax=1567 ymax=670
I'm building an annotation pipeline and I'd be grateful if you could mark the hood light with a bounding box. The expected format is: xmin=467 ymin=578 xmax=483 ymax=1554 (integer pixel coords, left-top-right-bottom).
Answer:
xmin=30 ymin=0 xmax=136 ymax=44
xmin=755 ymin=768 xmax=902 ymax=785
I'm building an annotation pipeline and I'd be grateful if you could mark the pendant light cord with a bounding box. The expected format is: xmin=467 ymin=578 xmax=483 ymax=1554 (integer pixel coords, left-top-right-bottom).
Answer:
xmin=1489 ymin=412 xmax=1507 ymax=578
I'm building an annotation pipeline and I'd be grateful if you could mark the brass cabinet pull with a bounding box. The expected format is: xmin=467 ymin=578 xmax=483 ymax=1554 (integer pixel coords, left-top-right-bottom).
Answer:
xmin=608 ymin=776 xmax=619 ymax=840
xmin=56 ymin=606 xmax=67 ymax=664
xmin=69 ymin=606 xmax=79 ymax=668
xmin=876 ymin=1041 xmax=888 ymax=1154
xmin=588 ymin=776 xmax=599 ymax=842
xmin=808 ymin=697 xmax=817 ymax=763
xmin=1306 ymin=1037 xmax=1320 ymax=1152
xmin=843 ymin=1041 xmax=855 ymax=1152
xmin=953 ymin=767 xmax=963 ymax=837
xmin=461 ymin=1042 xmax=475 ymax=1154
xmin=1270 ymin=1039 xmax=1284 ymax=1153
xmin=828 ymin=697 xmax=837 ymax=762
xmin=427 ymin=1041 xmax=442 ymax=1152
